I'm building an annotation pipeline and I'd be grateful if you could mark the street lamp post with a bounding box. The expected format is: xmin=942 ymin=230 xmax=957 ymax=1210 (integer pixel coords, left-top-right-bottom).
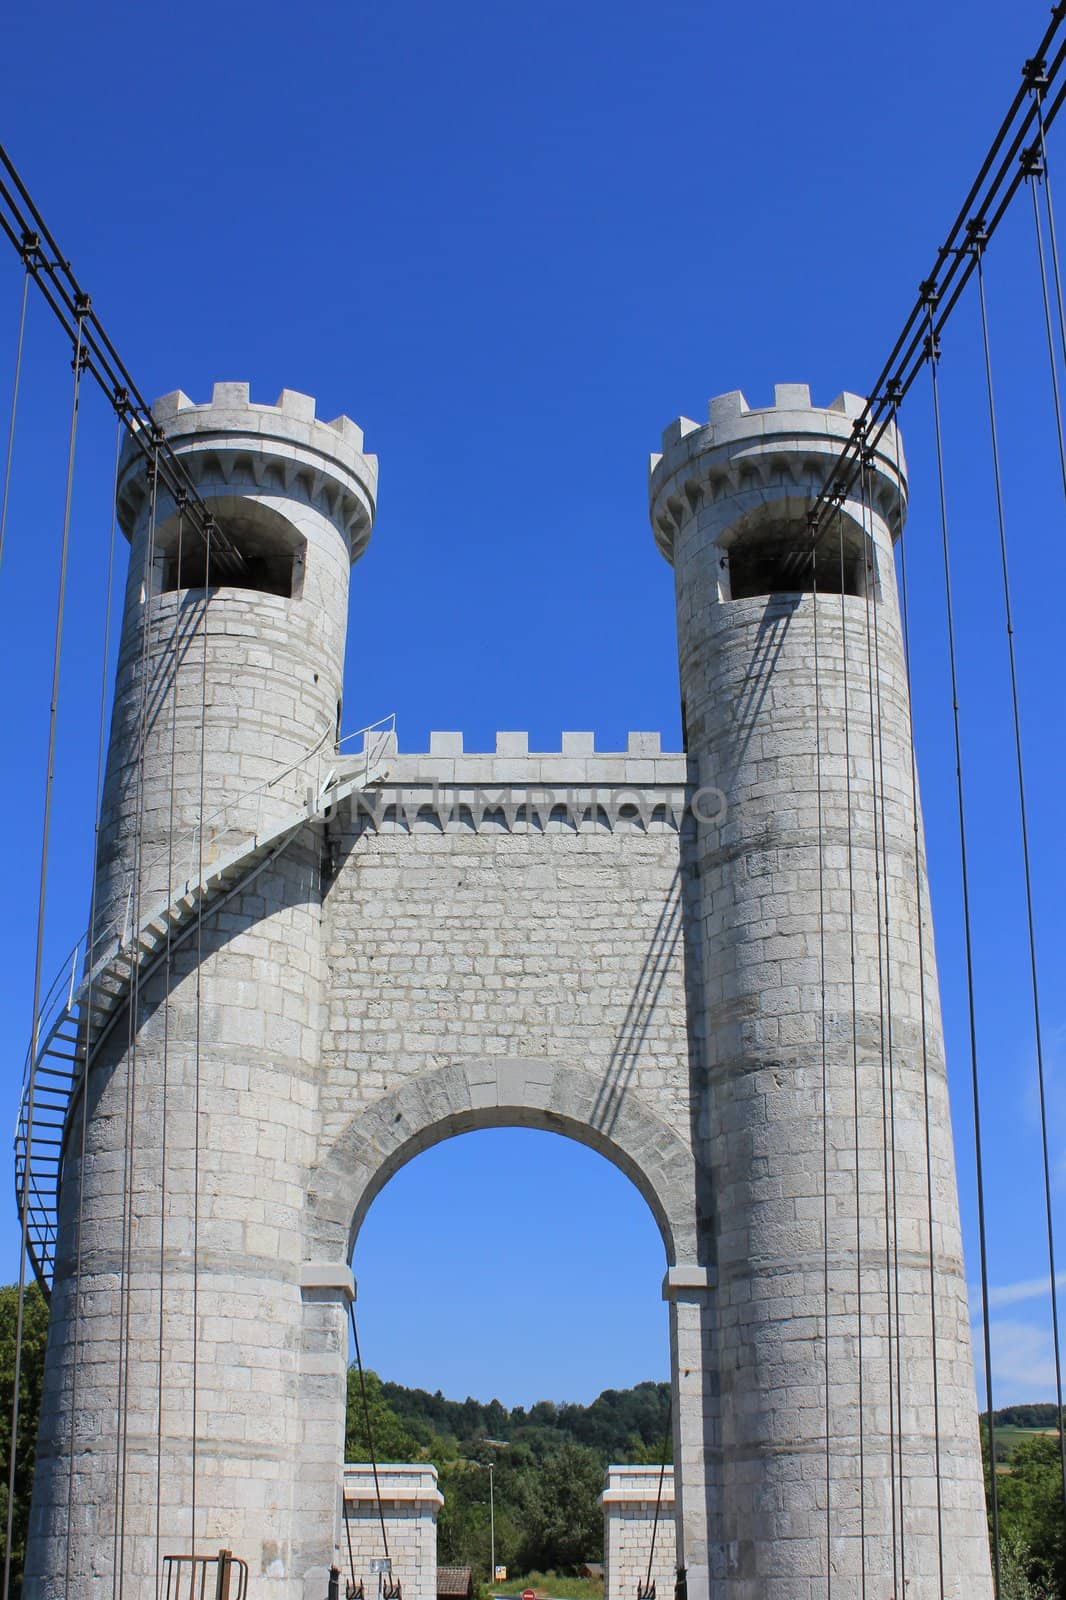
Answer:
xmin=471 ymin=1444 xmax=507 ymax=1588
xmin=479 ymin=1462 xmax=495 ymax=1587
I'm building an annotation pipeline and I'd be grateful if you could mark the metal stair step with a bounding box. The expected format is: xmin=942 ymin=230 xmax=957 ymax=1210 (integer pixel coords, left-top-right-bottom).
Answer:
xmin=14 ymin=781 xmax=347 ymax=1299
xmin=90 ymin=966 xmax=124 ymax=989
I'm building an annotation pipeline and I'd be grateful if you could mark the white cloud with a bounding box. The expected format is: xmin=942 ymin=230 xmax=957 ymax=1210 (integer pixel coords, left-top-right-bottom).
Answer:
xmin=972 ymin=1318 xmax=1062 ymax=1404
xmin=982 ymin=1272 xmax=1066 ymax=1311
xmin=969 ymin=1274 xmax=1066 ymax=1404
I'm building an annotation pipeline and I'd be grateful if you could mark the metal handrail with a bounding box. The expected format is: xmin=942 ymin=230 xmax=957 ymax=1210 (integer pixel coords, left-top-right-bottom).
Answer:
xmin=15 ymin=712 xmax=396 ymax=1133
xmin=14 ymin=717 xmax=395 ymax=1292
xmin=162 ymin=1548 xmax=248 ymax=1600
xmin=100 ymin=711 xmax=396 ymax=960
xmin=132 ymin=711 xmax=395 ymax=905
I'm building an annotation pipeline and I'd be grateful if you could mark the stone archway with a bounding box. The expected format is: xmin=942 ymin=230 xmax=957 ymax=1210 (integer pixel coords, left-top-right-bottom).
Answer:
xmin=309 ymin=1055 xmax=702 ymax=1266
xmin=297 ymin=1056 xmax=714 ymax=1600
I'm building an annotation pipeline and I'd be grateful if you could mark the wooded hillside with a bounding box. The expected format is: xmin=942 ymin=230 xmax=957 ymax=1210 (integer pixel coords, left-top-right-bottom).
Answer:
xmin=345 ymin=1373 xmax=672 ymax=1580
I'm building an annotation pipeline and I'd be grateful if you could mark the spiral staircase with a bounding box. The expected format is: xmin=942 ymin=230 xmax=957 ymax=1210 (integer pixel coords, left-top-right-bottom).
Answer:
xmin=14 ymin=727 xmax=392 ymax=1296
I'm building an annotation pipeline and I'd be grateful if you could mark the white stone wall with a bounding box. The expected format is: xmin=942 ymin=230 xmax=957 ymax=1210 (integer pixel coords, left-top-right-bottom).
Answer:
xmin=602 ymin=1467 xmax=676 ymax=1600
xmin=341 ymin=1465 xmax=441 ymax=1600
xmin=317 ymin=739 xmax=693 ymax=1155
xmin=309 ymin=738 xmax=715 ymax=1588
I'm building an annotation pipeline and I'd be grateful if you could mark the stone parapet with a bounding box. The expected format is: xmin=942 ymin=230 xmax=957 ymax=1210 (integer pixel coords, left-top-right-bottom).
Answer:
xmin=648 ymin=382 xmax=907 ymax=565
xmin=602 ymin=1465 xmax=676 ymax=1506
xmin=336 ymin=730 xmax=693 ymax=835
xmin=602 ymin=1467 xmax=676 ymax=1600
xmin=343 ymin=1464 xmax=444 ymax=1509
xmin=116 ymin=382 xmax=378 ymax=558
xmin=352 ymin=729 xmax=685 ymax=783
xmin=342 ymin=1465 xmax=441 ymax=1600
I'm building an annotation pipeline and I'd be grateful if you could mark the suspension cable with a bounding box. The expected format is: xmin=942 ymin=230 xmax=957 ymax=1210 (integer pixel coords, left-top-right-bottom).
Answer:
xmin=64 ymin=413 xmax=124 ymax=1596
xmin=643 ymin=1395 xmax=672 ymax=1597
xmin=2 ymin=310 xmax=86 ymax=1600
xmin=858 ymin=457 xmax=900 ymax=1595
xmin=114 ymin=442 xmax=162 ymax=1600
xmin=893 ymin=402 xmax=946 ymax=1599
xmin=927 ymin=315 xmax=1002 ymax=1598
xmin=870 ymin=468 xmax=907 ymax=1592
xmin=343 ymin=1490 xmax=358 ymax=1599
xmin=0 ymin=252 xmax=29 ymax=577
xmin=0 ymin=146 xmax=244 ymax=575
xmin=1030 ymin=83 xmax=1066 ymax=1494
xmin=837 ymin=505 xmax=866 ymax=1599
xmin=348 ymin=1303 xmax=391 ymax=1565
xmin=1026 ymin=148 xmax=1066 ymax=507
xmin=973 ymin=231 xmax=1066 ymax=1539
xmin=1029 ymin=90 xmax=1066 ymax=1528
xmin=1034 ymin=61 xmax=1066 ymax=388
xmin=807 ymin=20 xmax=1066 ymax=539
xmin=156 ymin=500 xmax=185 ymax=1596
xmin=191 ymin=526 xmax=212 ymax=1552
xmin=812 ymin=533 xmax=832 ymax=1597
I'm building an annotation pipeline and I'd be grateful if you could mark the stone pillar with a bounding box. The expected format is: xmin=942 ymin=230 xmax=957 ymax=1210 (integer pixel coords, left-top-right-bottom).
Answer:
xmin=663 ymin=1268 xmax=713 ymax=1600
xmin=602 ymin=1466 xmax=676 ymax=1600
xmin=650 ymin=385 xmax=992 ymax=1597
xmin=297 ymin=1264 xmax=359 ymax=1600
xmin=341 ymin=1465 xmax=442 ymax=1600
xmin=24 ymin=387 xmax=377 ymax=1600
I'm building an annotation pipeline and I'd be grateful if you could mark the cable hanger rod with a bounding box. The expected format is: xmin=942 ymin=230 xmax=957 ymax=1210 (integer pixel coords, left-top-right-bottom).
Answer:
xmin=0 ymin=142 xmax=245 ymax=574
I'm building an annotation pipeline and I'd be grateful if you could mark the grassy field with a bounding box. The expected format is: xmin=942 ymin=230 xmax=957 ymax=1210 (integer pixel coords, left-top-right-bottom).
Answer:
xmin=989 ymin=1423 xmax=1061 ymax=1471
xmin=486 ymin=1575 xmax=604 ymax=1600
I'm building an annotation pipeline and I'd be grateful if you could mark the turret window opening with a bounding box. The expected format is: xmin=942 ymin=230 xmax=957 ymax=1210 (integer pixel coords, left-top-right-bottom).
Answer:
xmin=152 ymin=502 xmax=307 ymax=600
xmin=721 ymin=513 xmax=876 ymax=601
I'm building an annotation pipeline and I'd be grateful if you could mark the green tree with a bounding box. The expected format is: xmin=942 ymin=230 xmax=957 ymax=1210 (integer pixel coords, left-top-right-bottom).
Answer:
xmin=437 ymin=1460 xmax=520 ymax=1583
xmin=345 ymin=1367 xmax=424 ymax=1462
xmin=999 ymin=1531 xmax=1055 ymax=1600
xmin=626 ymin=1431 xmax=673 ymax=1468
xmin=516 ymin=1442 xmax=604 ymax=1573
xmin=0 ymin=1282 xmax=51 ymax=1597
xmin=995 ymin=1434 xmax=1066 ymax=1597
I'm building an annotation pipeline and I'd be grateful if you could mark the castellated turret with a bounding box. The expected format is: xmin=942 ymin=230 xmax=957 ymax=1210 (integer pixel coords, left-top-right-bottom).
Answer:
xmin=94 ymin=382 xmax=377 ymax=931
xmin=26 ymin=386 xmax=379 ymax=1600
xmin=652 ymin=385 xmax=992 ymax=1596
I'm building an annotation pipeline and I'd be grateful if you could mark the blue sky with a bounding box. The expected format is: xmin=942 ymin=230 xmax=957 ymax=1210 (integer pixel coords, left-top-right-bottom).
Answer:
xmin=0 ymin=0 xmax=1063 ymax=1409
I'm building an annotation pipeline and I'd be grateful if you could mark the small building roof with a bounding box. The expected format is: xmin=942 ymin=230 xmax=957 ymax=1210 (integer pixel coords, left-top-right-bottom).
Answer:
xmin=437 ymin=1568 xmax=474 ymax=1597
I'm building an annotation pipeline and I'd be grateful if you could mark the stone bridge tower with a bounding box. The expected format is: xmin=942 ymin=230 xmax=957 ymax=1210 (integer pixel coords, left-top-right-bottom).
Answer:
xmin=650 ymin=384 xmax=991 ymax=1595
xmin=22 ymin=383 xmax=992 ymax=1600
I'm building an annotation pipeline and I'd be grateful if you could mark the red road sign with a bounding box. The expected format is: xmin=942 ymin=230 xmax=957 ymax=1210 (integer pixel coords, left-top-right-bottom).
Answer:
xmin=521 ymin=1589 xmax=535 ymax=1598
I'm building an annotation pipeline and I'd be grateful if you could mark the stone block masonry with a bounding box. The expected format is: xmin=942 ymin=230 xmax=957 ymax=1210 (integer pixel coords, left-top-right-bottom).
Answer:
xmin=602 ymin=1467 xmax=676 ymax=1600
xmin=342 ymin=1465 xmax=442 ymax=1600
xmin=23 ymin=382 xmax=992 ymax=1600
xmin=651 ymin=383 xmax=992 ymax=1598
